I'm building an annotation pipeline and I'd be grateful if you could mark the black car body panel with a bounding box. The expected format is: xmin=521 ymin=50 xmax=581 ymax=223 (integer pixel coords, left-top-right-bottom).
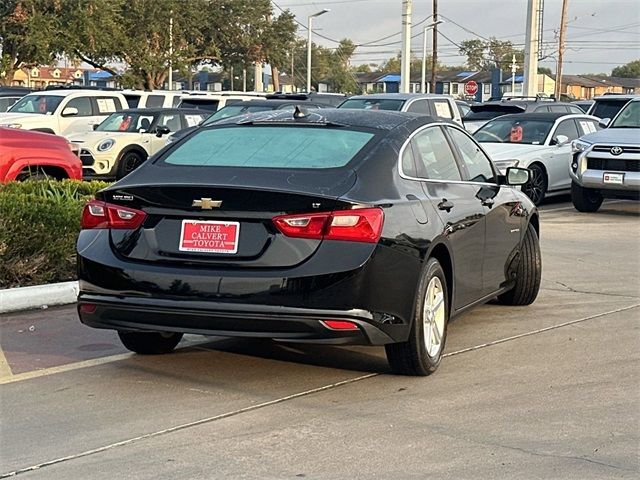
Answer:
xmin=77 ymin=109 xmax=538 ymax=346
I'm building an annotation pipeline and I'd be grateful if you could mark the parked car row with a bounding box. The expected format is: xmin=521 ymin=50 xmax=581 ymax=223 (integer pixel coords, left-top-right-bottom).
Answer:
xmin=1 ymin=90 xmax=637 ymax=214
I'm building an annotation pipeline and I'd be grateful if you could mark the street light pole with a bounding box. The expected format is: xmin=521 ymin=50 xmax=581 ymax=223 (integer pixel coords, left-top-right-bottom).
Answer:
xmin=421 ymin=20 xmax=443 ymax=94
xmin=400 ymin=0 xmax=412 ymax=94
xmin=307 ymin=9 xmax=330 ymax=92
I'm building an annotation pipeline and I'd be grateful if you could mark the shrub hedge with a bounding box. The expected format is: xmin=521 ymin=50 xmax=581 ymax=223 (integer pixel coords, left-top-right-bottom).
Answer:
xmin=0 ymin=180 xmax=110 ymax=288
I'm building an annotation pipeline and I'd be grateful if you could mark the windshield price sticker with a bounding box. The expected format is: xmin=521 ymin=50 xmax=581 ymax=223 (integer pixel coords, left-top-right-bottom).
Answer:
xmin=179 ymin=220 xmax=239 ymax=254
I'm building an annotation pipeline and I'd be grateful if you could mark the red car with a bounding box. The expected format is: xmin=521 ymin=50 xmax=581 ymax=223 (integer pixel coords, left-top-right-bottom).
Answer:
xmin=0 ymin=127 xmax=82 ymax=182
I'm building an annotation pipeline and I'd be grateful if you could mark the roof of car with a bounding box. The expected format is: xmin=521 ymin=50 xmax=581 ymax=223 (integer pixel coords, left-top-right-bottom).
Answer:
xmin=344 ymin=93 xmax=452 ymax=101
xmin=119 ymin=108 xmax=208 ymax=114
xmin=488 ymin=112 xmax=591 ymax=121
xmin=213 ymin=108 xmax=435 ymax=131
xmin=218 ymin=99 xmax=327 ymax=107
xmin=23 ymin=89 xmax=123 ymax=97
xmin=592 ymin=94 xmax=640 ymax=101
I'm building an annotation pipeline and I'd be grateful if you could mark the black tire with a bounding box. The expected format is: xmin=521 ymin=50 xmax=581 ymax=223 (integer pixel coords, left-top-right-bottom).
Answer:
xmin=116 ymin=151 xmax=146 ymax=179
xmin=522 ymin=163 xmax=547 ymax=206
xmin=385 ymin=258 xmax=449 ymax=376
xmin=16 ymin=168 xmax=48 ymax=181
xmin=118 ymin=331 xmax=183 ymax=355
xmin=497 ymin=223 xmax=541 ymax=306
xmin=571 ymin=181 xmax=603 ymax=212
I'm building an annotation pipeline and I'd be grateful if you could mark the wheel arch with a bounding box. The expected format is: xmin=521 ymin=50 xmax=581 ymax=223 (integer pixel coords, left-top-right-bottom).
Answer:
xmin=528 ymin=212 xmax=540 ymax=237
xmin=427 ymin=242 xmax=454 ymax=316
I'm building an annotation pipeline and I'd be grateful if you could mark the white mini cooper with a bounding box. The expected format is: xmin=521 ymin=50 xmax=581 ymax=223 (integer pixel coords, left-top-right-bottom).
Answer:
xmin=68 ymin=108 xmax=209 ymax=179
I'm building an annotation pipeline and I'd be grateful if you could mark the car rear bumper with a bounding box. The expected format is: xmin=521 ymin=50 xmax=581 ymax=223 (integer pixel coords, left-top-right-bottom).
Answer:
xmin=77 ymin=230 xmax=423 ymax=345
xmin=77 ymin=294 xmax=398 ymax=345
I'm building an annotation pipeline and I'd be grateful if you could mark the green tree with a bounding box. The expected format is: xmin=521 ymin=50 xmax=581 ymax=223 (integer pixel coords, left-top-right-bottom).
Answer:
xmin=0 ymin=0 xmax=62 ymax=86
xmin=612 ymin=59 xmax=640 ymax=78
xmin=459 ymin=37 xmax=523 ymax=71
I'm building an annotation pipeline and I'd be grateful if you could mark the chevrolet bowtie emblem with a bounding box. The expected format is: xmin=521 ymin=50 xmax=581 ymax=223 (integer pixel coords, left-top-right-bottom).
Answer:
xmin=192 ymin=198 xmax=222 ymax=209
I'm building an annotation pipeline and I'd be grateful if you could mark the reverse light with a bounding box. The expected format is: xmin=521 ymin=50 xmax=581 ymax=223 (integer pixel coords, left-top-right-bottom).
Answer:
xmin=273 ymin=207 xmax=384 ymax=243
xmin=321 ymin=320 xmax=359 ymax=331
xmin=81 ymin=200 xmax=146 ymax=229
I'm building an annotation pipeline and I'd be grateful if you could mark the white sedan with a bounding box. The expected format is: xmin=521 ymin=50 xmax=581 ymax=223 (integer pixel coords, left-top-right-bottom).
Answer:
xmin=473 ymin=113 xmax=601 ymax=205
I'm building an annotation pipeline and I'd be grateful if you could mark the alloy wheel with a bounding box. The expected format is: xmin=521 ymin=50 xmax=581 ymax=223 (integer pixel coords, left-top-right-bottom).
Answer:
xmin=423 ymin=276 xmax=446 ymax=358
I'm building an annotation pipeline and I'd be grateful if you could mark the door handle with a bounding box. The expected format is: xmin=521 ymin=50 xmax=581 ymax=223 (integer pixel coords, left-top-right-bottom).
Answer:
xmin=482 ymin=198 xmax=495 ymax=208
xmin=438 ymin=198 xmax=454 ymax=212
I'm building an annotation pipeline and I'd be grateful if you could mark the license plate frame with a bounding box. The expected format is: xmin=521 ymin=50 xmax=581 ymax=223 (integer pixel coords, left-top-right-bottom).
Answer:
xmin=603 ymin=172 xmax=624 ymax=185
xmin=179 ymin=220 xmax=240 ymax=254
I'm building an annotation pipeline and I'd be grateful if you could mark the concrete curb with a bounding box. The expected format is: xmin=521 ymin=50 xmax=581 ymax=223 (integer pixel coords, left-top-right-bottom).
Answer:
xmin=0 ymin=281 xmax=78 ymax=314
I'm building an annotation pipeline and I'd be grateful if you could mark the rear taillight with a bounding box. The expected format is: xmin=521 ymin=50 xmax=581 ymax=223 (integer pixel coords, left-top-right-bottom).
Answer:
xmin=81 ymin=200 xmax=146 ymax=230
xmin=273 ymin=207 xmax=383 ymax=243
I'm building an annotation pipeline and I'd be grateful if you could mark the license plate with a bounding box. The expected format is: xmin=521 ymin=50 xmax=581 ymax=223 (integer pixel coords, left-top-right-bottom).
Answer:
xmin=603 ymin=172 xmax=624 ymax=185
xmin=179 ymin=220 xmax=239 ymax=254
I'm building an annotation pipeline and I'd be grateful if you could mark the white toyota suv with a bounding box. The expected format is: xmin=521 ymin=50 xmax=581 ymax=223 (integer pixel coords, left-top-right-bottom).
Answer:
xmin=0 ymin=89 xmax=127 ymax=136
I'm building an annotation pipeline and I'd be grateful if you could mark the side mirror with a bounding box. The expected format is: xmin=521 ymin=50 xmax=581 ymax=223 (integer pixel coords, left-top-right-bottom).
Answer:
xmin=553 ymin=134 xmax=569 ymax=146
xmin=155 ymin=126 xmax=170 ymax=137
xmin=598 ymin=117 xmax=610 ymax=128
xmin=506 ymin=167 xmax=530 ymax=186
xmin=92 ymin=124 xmax=98 ymax=131
xmin=62 ymin=107 xmax=79 ymax=117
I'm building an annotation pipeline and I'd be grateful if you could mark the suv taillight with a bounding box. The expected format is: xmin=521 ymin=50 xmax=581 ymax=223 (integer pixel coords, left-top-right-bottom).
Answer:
xmin=81 ymin=200 xmax=146 ymax=230
xmin=273 ymin=208 xmax=384 ymax=243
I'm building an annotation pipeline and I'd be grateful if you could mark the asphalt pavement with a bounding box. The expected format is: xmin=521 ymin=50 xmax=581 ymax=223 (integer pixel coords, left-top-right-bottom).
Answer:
xmin=1 ymin=198 xmax=638 ymax=479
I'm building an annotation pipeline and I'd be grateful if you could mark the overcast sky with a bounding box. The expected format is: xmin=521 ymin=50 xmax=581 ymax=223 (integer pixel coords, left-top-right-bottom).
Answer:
xmin=273 ymin=0 xmax=640 ymax=75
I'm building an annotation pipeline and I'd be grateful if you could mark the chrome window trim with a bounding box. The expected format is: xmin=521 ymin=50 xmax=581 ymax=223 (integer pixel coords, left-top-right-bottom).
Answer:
xmin=397 ymin=122 xmax=500 ymax=187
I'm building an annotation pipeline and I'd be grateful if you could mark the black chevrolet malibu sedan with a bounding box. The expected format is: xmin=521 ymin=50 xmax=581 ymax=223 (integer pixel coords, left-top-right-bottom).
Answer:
xmin=77 ymin=109 xmax=541 ymax=376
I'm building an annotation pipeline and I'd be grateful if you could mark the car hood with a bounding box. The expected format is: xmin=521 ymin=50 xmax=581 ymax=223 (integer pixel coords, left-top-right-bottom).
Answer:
xmin=580 ymin=128 xmax=640 ymax=145
xmin=480 ymin=142 xmax=547 ymax=160
xmin=66 ymin=131 xmax=135 ymax=144
xmin=0 ymin=112 xmax=48 ymax=125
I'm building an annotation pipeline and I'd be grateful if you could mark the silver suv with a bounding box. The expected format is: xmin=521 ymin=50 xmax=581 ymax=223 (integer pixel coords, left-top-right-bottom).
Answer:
xmin=570 ymin=98 xmax=640 ymax=212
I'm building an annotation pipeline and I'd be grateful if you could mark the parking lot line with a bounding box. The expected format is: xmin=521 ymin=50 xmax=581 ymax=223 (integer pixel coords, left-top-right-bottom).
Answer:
xmin=0 ymin=347 xmax=12 ymax=379
xmin=2 ymin=302 xmax=637 ymax=479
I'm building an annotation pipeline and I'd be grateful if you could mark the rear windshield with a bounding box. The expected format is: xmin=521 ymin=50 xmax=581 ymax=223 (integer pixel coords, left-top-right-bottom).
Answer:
xmin=339 ymin=98 xmax=405 ymax=111
xmin=204 ymin=105 xmax=275 ymax=124
xmin=179 ymin=99 xmax=220 ymax=111
xmin=162 ymin=126 xmax=375 ymax=169
xmin=610 ymin=101 xmax=640 ymax=128
xmin=590 ymin=99 xmax=630 ymax=120
xmin=473 ymin=118 xmax=554 ymax=145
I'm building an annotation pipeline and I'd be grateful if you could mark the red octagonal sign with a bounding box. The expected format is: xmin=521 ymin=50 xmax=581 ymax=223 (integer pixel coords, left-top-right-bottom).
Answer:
xmin=464 ymin=80 xmax=478 ymax=96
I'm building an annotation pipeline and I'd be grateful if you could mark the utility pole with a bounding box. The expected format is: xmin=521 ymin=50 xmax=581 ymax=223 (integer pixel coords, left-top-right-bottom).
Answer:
xmin=523 ymin=0 xmax=540 ymax=96
xmin=168 ymin=10 xmax=173 ymax=90
xmin=554 ymin=0 xmax=569 ymax=100
xmin=230 ymin=65 xmax=234 ymax=91
xmin=242 ymin=67 xmax=247 ymax=92
xmin=430 ymin=0 xmax=439 ymax=94
xmin=400 ymin=0 xmax=412 ymax=93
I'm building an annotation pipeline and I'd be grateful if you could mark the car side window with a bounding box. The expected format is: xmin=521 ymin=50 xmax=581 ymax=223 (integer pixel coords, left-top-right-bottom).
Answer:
xmin=406 ymin=100 xmax=429 ymax=114
xmin=430 ymin=99 xmax=453 ymax=119
xmin=568 ymin=105 xmax=584 ymax=114
xmin=171 ymin=96 xmax=181 ymax=108
xmin=533 ymin=106 xmax=550 ymax=113
xmin=157 ymin=113 xmax=182 ymax=132
xmin=401 ymin=144 xmax=418 ymax=178
xmin=548 ymin=105 xmax=570 ymax=113
xmin=411 ymin=126 xmax=462 ymax=181
xmin=446 ymin=127 xmax=496 ymax=183
xmin=551 ymin=119 xmax=580 ymax=144
xmin=94 ymin=97 xmax=120 ymax=114
xmin=65 ymin=97 xmax=93 ymax=116
xmin=147 ymin=95 xmax=165 ymax=108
